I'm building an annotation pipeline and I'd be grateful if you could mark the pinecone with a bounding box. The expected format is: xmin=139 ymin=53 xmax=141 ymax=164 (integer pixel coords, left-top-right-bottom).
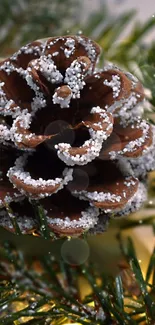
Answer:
xmin=0 ymin=35 xmax=155 ymax=237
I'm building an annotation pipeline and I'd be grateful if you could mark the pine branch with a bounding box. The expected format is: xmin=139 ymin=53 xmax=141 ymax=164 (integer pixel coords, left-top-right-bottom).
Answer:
xmin=0 ymin=0 xmax=79 ymax=56
xmin=0 ymin=232 xmax=154 ymax=325
xmin=71 ymin=5 xmax=155 ymax=70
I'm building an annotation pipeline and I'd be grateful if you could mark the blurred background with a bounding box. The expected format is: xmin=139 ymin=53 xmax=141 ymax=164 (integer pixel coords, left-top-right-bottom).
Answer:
xmin=83 ymin=0 xmax=155 ymax=22
xmin=0 ymin=0 xmax=155 ymax=57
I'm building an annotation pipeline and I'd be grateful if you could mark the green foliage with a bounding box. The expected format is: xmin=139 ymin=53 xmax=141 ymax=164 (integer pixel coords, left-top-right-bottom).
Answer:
xmin=0 ymin=0 xmax=79 ymax=56
xmin=70 ymin=6 xmax=155 ymax=70
xmin=0 ymin=233 xmax=154 ymax=324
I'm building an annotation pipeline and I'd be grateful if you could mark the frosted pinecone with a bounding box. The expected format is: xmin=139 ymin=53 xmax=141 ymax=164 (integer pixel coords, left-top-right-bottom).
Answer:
xmin=0 ymin=35 xmax=155 ymax=237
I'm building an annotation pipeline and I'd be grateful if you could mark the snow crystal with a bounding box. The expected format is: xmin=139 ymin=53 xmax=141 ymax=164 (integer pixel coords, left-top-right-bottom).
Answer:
xmin=73 ymin=190 xmax=121 ymax=203
xmin=25 ymin=71 xmax=46 ymax=115
xmin=127 ymin=125 xmax=155 ymax=177
xmin=104 ymin=74 xmax=121 ymax=98
xmin=55 ymin=106 xmax=113 ymax=166
xmin=64 ymin=59 xmax=86 ymax=99
xmin=64 ymin=38 xmax=75 ymax=58
xmin=10 ymin=43 xmax=43 ymax=62
xmin=77 ymin=36 xmax=98 ymax=63
xmin=10 ymin=111 xmax=37 ymax=147
xmin=30 ymin=56 xmax=63 ymax=84
xmin=0 ymin=74 xmax=21 ymax=117
xmin=7 ymin=155 xmax=73 ymax=198
xmin=0 ymin=192 xmax=23 ymax=208
xmin=46 ymin=205 xmax=99 ymax=230
xmin=25 ymin=55 xmax=63 ymax=115
xmin=109 ymin=120 xmax=150 ymax=159
xmin=0 ymin=124 xmax=11 ymax=143
xmin=53 ymin=86 xmax=72 ymax=108
xmin=116 ymin=182 xmax=147 ymax=216
xmin=0 ymin=209 xmax=37 ymax=234
xmin=88 ymin=214 xmax=109 ymax=235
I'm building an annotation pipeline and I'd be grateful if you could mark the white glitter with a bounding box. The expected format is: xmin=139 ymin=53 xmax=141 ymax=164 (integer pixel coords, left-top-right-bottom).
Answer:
xmin=73 ymin=190 xmax=121 ymax=203
xmin=46 ymin=205 xmax=99 ymax=230
xmin=0 ymin=209 xmax=37 ymax=234
xmin=109 ymin=120 xmax=151 ymax=159
xmin=64 ymin=38 xmax=75 ymax=58
xmin=0 ymin=191 xmax=23 ymax=208
xmin=127 ymin=125 xmax=155 ymax=177
xmin=55 ymin=107 xmax=113 ymax=166
xmin=0 ymin=69 xmax=23 ymax=117
xmin=0 ymin=124 xmax=11 ymax=143
xmin=64 ymin=59 xmax=86 ymax=99
xmin=116 ymin=182 xmax=147 ymax=216
xmin=10 ymin=111 xmax=37 ymax=147
xmin=102 ymin=64 xmax=144 ymax=125
xmin=29 ymin=56 xmax=63 ymax=84
xmin=104 ymin=74 xmax=121 ymax=98
xmin=7 ymin=155 xmax=73 ymax=198
xmin=77 ymin=36 xmax=99 ymax=63
xmin=53 ymin=86 xmax=72 ymax=108
xmin=10 ymin=42 xmax=43 ymax=62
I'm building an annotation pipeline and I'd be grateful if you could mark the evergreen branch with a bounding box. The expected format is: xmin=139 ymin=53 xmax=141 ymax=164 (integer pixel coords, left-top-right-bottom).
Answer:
xmin=146 ymin=248 xmax=155 ymax=283
xmin=115 ymin=275 xmax=124 ymax=309
xmin=0 ymin=232 xmax=154 ymax=324
xmin=125 ymin=16 xmax=155 ymax=46
xmin=127 ymin=238 xmax=155 ymax=322
xmin=5 ymin=204 xmax=22 ymax=236
xmin=0 ymin=0 xmax=79 ymax=55
xmin=95 ymin=10 xmax=136 ymax=51
xmin=35 ymin=204 xmax=51 ymax=240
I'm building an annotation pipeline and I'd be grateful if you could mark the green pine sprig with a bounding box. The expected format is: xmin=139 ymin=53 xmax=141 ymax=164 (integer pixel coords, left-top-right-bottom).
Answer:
xmin=0 ymin=232 xmax=154 ymax=325
xmin=0 ymin=0 xmax=79 ymax=56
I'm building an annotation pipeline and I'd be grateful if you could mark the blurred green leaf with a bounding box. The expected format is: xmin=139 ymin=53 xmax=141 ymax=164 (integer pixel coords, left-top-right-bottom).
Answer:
xmin=96 ymin=10 xmax=136 ymax=51
xmin=115 ymin=275 xmax=124 ymax=309
xmin=146 ymin=248 xmax=155 ymax=283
